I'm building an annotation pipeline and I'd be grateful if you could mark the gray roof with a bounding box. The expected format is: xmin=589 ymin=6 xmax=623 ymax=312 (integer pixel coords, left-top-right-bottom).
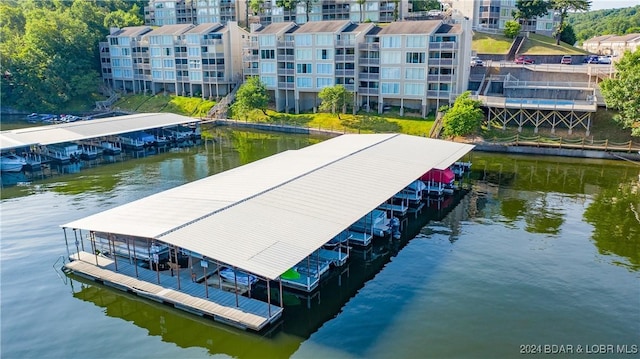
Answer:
xmin=186 ymin=23 xmax=224 ymax=34
xmin=0 ymin=113 xmax=198 ymax=151
xmin=62 ymin=134 xmax=473 ymax=280
xmin=255 ymin=22 xmax=297 ymax=35
xmin=110 ymin=26 xmax=153 ymax=38
xmin=147 ymin=24 xmax=195 ymax=36
xmin=294 ymin=20 xmax=352 ymax=34
xmin=378 ymin=20 xmax=442 ymax=35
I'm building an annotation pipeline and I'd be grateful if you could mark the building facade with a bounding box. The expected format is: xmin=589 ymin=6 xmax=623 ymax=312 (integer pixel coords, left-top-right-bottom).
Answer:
xmin=443 ymin=0 xmax=558 ymax=36
xmin=100 ymin=22 xmax=248 ymax=98
xmin=243 ymin=19 xmax=472 ymax=116
xmin=582 ymin=33 xmax=640 ymax=56
xmin=143 ymin=0 xmax=442 ymax=27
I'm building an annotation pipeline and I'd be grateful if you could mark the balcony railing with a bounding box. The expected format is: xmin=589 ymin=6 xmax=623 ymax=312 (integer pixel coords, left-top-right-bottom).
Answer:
xmin=243 ymin=54 xmax=259 ymax=61
xmin=335 ymin=69 xmax=355 ymax=76
xmin=277 ymin=68 xmax=294 ymax=75
xmin=427 ymin=74 xmax=453 ymax=82
xmin=358 ymin=87 xmax=379 ymax=95
xmin=277 ymin=54 xmax=294 ymax=61
xmin=428 ymin=59 xmax=454 ymax=66
xmin=335 ymin=55 xmax=355 ymax=62
xmin=278 ymin=82 xmax=295 ymax=89
xmin=358 ymin=73 xmax=380 ymax=80
xmin=427 ymin=90 xmax=451 ymax=98
xmin=359 ymin=58 xmax=380 ymax=65
xmin=244 ymin=68 xmax=260 ymax=75
xmin=277 ymin=41 xmax=295 ymax=47
xmin=336 ymin=39 xmax=355 ymax=47
xmin=429 ymin=42 xmax=456 ymax=50
xmin=359 ymin=43 xmax=380 ymax=50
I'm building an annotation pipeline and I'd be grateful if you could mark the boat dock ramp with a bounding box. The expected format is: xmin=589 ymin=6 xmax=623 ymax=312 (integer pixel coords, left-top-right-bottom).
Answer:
xmin=60 ymin=133 xmax=474 ymax=331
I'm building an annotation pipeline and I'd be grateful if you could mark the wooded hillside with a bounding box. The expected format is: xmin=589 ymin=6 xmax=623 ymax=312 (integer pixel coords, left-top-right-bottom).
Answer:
xmin=568 ymin=5 xmax=640 ymax=44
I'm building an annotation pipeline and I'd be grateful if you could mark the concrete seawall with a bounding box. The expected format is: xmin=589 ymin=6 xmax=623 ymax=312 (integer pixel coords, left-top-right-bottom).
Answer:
xmin=210 ymin=119 xmax=640 ymax=162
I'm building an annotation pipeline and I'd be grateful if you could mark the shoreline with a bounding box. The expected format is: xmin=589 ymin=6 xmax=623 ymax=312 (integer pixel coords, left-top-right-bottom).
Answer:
xmin=210 ymin=119 xmax=640 ymax=163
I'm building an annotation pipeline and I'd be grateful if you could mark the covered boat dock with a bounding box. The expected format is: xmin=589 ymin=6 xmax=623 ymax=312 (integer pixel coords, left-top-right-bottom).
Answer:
xmin=61 ymin=133 xmax=474 ymax=331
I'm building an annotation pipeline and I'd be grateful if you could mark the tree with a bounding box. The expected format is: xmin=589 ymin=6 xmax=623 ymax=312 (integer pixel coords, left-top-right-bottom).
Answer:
xmin=513 ymin=0 xmax=550 ymax=20
xmin=318 ymin=85 xmax=351 ymax=120
xmin=104 ymin=7 xmax=144 ymax=28
xmin=357 ymin=0 xmax=365 ymax=23
xmin=600 ymin=49 xmax=640 ymax=137
xmin=559 ymin=23 xmax=576 ymax=45
xmin=249 ymin=0 xmax=264 ymax=15
xmin=393 ymin=0 xmax=400 ymax=21
xmin=441 ymin=92 xmax=484 ymax=138
xmin=504 ymin=20 xmax=521 ymax=38
xmin=551 ymin=0 xmax=591 ymax=45
xmin=411 ymin=0 xmax=441 ymax=12
xmin=231 ymin=76 xmax=269 ymax=120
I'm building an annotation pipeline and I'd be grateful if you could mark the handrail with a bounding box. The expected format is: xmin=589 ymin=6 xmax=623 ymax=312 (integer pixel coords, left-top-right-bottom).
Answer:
xmin=478 ymin=133 xmax=640 ymax=152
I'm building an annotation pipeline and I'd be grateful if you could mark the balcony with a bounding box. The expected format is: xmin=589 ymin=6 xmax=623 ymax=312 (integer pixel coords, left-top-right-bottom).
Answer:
xmin=428 ymin=59 xmax=454 ymax=66
xmin=358 ymin=87 xmax=379 ymax=95
xmin=335 ymin=55 xmax=355 ymax=62
xmin=336 ymin=39 xmax=355 ymax=47
xmin=244 ymin=41 xmax=258 ymax=48
xmin=277 ymin=54 xmax=294 ymax=61
xmin=429 ymin=42 xmax=456 ymax=50
xmin=277 ymin=41 xmax=295 ymax=47
xmin=427 ymin=90 xmax=450 ymax=99
xmin=335 ymin=69 xmax=355 ymax=76
xmin=359 ymin=58 xmax=380 ymax=65
xmin=358 ymin=72 xmax=379 ymax=80
xmin=278 ymin=82 xmax=295 ymax=89
xmin=277 ymin=68 xmax=294 ymax=75
xmin=359 ymin=43 xmax=380 ymax=50
xmin=244 ymin=68 xmax=260 ymax=75
xmin=243 ymin=54 xmax=259 ymax=61
xmin=203 ymin=64 xmax=226 ymax=71
xmin=427 ymin=75 xmax=453 ymax=82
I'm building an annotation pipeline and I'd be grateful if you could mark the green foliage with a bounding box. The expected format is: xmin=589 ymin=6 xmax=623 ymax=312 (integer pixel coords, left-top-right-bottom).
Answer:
xmin=249 ymin=0 xmax=264 ymax=15
xmin=504 ymin=20 xmax=522 ymax=38
xmin=559 ymin=23 xmax=576 ymax=45
xmin=600 ymin=49 xmax=640 ymax=137
xmin=568 ymin=5 xmax=640 ymax=44
xmin=550 ymin=0 xmax=591 ymax=45
xmin=318 ymin=85 xmax=352 ymax=119
xmin=275 ymin=0 xmax=298 ymax=11
xmin=514 ymin=0 xmax=550 ymax=19
xmin=411 ymin=0 xmax=441 ymax=12
xmin=340 ymin=114 xmax=401 ymax=133
xmin=231 ymin=76 xmax=269 ymax=120
xmin=104 ymin=6 xmax=144 ymax=28
xmin=0 ymin=0 xmax=143 ymax=112
xmin=442 ymin=92 xmax=484 ymax=138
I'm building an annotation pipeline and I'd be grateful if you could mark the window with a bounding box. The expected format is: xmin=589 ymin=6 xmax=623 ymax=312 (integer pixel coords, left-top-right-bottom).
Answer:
xmin=149 ymin=36 xmax=159 ymax=45
xmin=381 ymin=51 xmax=401 ymax=64
xmin=109 ymin=38 xmax=118 ymax=45
xmin=381 ymin=82 xmax=400 ymax=94
xmin=189 ymin=59 xmax=201 ymax=69
xmin=405 ymin=68 xmax=425 ymax=80
xmin=187 ymin=47 xmax=199 ymax=56
xmin=122 ymin=48 xmax=130 ymax=56
xmin=110 ymin=48 xmax=121 ymax=56
xmin=163 ymin=59 xmax=174 ymax=68
xmin=164 ymin=71 xmax=175 ymax=80
xmin=296 ymin=34 xmax=312 ymax=46
xmin=316 ymin=77 xmax=333 ymax=88
xmin=316 ymin=63 xmax=333 ymax=74
xmin=296 ymin=49 xmax=312 ymax=60
xmin=296 ymin=63 xmax=312 ymax=74
xmin=261 ymin=49 xmax=275 ymax=59
xmin=259 ymin=35 xmax=276 ymax=46
xmin=296 ymin=77 xmax=312 ymax=88
xmin=406 ymin=36 xmax=426 ymax=48
xmin=164 ymin=47 xmax=173 ymax=56
xmin=162 ymin=36 xmax=172 ymax=45
xmin=404 ymin=83 xmax=424 ymax=96
xmin=151 ymin=59 xmax=161 ymax=68
xmin=381 ymin=36 xmax=401 ymax=48
xmin=316 ymin=34 xmax=333 ymax=46
xmin=122 ymin=59 xmax=132 ymax=67
xmin=189 ymin=71 xmax=202 ymax=81
xmin=381 ymin=67 xmax=400 ymax=79
xmin=317 ymin=48 xmax=333 ymax=60
xmin=150 ymin=48 xmax=160 ymax=57
xmin=261 ymin=62 xmax=276 ymax=73
xmin=152 ymin=70 xmax=162 ymax=79
xmin=111 ymin=59 xmax=121 ymax=67
xmin=261 ymin=76 xmax=276 ymax=87
xmin=406 ymin=52 xmax=426 ymax=64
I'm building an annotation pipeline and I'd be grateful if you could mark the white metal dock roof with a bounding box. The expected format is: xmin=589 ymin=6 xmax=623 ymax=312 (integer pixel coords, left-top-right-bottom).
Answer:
xmin=63 ymin=134 xmax=474 ymax=280
xmin=0 ymin=113 xmax=198 ymax=151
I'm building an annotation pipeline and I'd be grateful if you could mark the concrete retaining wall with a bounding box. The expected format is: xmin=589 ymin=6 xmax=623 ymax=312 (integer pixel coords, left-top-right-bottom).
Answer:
xmin=474 ymin=143 xmax=640 ymax=161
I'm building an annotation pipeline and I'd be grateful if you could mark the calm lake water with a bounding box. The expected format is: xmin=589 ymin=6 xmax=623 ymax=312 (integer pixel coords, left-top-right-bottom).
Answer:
xmin=1 ymin=127 xmax=638 ymax=358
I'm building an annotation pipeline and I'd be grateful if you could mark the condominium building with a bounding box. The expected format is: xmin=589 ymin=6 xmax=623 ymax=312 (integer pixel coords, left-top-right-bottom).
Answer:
xmin=243 ymin=19 xmax=471 ymax=116
xmin=100 ymin=22 xmax=248 ymax=98
xmin=443 ymin=0 xmax=558 ymax=36
xmin=144 ymin=0 xmax=436 ymax=27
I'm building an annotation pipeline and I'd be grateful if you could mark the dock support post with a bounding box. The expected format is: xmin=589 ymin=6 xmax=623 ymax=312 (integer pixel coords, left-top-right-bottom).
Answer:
xmin=73 ymin=229 xmax=80 ymax=259
xmin=132 ymin=242 xmax=139 ymax=277
xmin=63 ymin=228 xmax=71 ymax=260
xmin=78 ymin=229 xmax=85 ymax=252
xmin=267 ymin=279 xmax=272 ymax=317
xmin=279 ymin=280 xmax=284 ymax=309
xmin=174 ymin=245 xmax=181 ymax=290
xmin=233 ymin=266 xmax=239 ymax=307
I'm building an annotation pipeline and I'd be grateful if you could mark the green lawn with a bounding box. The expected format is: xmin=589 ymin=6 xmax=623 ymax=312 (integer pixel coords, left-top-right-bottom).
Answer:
xmin=113 ymin=94 xmax=215 ymax=117
xmin=520 ymin=33 xmax=588 ymax=55
xmin=472 ymin=32 xmax=513 ymax=54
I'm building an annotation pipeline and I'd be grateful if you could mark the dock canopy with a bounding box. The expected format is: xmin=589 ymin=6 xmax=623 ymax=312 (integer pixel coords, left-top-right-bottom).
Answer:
xmin=0 ymin=113 xmax=198 ymax=151
xmin=420 ymin=168 xmax=455 ymax=183
xmin=62 ymin=134 xmax=474 ymax=280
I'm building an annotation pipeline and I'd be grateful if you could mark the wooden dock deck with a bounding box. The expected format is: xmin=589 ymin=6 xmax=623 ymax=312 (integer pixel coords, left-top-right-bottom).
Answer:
xmin=65 ymin=252 xmax=282 ymax=331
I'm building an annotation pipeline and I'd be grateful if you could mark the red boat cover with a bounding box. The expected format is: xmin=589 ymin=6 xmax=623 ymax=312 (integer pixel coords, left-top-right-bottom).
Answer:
xmin=420 ymin=168 xmax=455 ymax=184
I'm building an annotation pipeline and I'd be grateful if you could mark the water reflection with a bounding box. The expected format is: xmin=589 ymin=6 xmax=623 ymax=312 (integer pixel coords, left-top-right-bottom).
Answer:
xmin=471 ymin=153 xmax=640 ymax=269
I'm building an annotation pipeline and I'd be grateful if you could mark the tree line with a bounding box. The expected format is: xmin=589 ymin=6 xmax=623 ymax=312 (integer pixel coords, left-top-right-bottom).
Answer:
xmin=568 ymin=5 xmax=640 ymax=44
xmin=0 ymin=0 xmax=144 ymax=112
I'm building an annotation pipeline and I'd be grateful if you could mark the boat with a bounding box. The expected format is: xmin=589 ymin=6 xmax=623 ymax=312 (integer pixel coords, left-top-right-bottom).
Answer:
xmin=420 ymin=168 xmax=456 ymax=196
xmin=323 ymin=229 xmax=352 ymax=248
xmin=44 ymin=142 xmax=82 ymax=164
xmin=393 ymin=180 xmax=426 ymax=204
xmin=99 ymin=141 xmax=122 ymax=155
xmin=78 ymin=144 xmax=99 ymax=160
xmin=118 ymin=131 xmax=156 ymax=150
xmin=218 ymin=267 xmax=258 ymax=287
xmin=350 ymin=209 xmax=390 ymax=237
xmin=0 ymin=154 xmax=26 ymax=172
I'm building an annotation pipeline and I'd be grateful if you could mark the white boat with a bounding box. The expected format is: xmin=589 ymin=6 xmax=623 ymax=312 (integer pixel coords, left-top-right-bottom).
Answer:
xmin=350 ymin=209 xmax=391 ymax=237
xmin=1 ymin=154 xmax=26 ymax=172
xmin=99 ymin=141 xmax=122 ymax=155
xmin=218 ymin=267 xmax=258 ymax=287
